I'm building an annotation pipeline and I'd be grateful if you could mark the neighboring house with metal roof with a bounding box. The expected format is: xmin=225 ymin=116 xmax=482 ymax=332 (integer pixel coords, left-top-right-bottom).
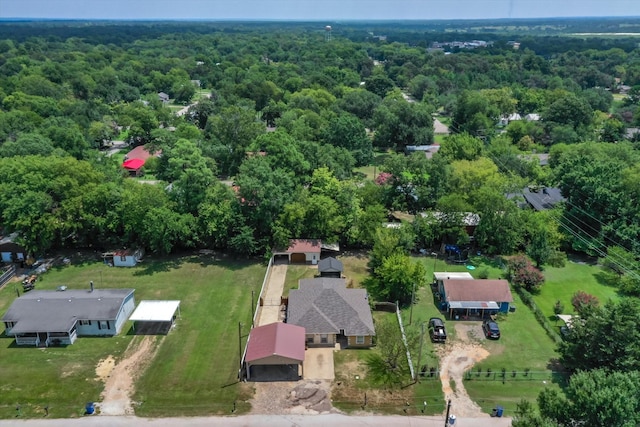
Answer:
xmin=2 ymin=288 xmax=135 ymax=347
xmin=433 ymin=272 xmax=474 ymax=285
xmin=272 ymin=239 xmax=322 ymax=264
xmin=287 ymin=278 xmax=375 ymax=348
xmin=317 ymin=257 xmax=343 ymax=278
xmin=244 ymin=322 xmax=306 ymax=381
xmin=158 ymin=92 xmax=170 ymax=103
xmin=439 ymin=279 xmax=513 ymax=318
xmin=405 ymin=144 xmax=441 ymax=159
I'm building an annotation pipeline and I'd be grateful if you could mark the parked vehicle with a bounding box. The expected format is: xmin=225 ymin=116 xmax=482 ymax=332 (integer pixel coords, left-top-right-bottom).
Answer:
xmin=22 ymin=275 xmax=37 ymax=292
xmin=482 ymin=319 xmax=500 ymax=339
xmin=428 ymin=317 xmax=447 ymax=342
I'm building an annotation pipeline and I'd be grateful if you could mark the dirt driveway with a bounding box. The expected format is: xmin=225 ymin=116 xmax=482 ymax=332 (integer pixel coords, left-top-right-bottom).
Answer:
xmin=95 ymin=335 xmax=160 ymax=415
xmin=437 ymin=323 xmax=490 ymax=418
xmin=304 ymin=347 xmax=335 ymax=380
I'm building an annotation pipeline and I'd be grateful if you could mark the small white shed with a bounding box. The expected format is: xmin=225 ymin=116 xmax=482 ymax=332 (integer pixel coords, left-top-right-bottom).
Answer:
xmin=112 ymin=249 xmax=144 ymax=267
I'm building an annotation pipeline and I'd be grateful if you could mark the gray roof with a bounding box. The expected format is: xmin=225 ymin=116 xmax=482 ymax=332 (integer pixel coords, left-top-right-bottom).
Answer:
xmin=287 ymin=278 xmax=375 ymax=336
xmin=2 ymin=289 xmax=134 ymax=334
xmin=522 ymin=187 xmax=565 ymax=211
xmin=318 ymin=257 xmax=343 ymax=273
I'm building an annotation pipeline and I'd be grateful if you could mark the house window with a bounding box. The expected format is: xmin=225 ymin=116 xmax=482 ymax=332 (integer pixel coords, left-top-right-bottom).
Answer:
xmin=306 ymin=336 xmax=314 ymax=344
xmin=98 ymin=320 xmax=109 ymax=330
xmin=320 ymin=334 xmax=328 ymax=344
xmin=4 ymin=321 xmax=15 ymax=329
xmin=79 ymin=320 xmax=91 ymax=326
xmin=121 ymin=255 xmax=127 ymax=261
xmin=356 ymin=336 xmax=365 ymax=345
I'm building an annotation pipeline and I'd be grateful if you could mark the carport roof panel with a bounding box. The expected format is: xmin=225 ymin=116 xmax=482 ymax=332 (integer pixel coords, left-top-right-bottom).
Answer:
xmin=448 ymin=301 xmax=499 ymax=310
xmin=434 ymin=272 xmax=474 ymax=281
xmin=129 ymin=300 xmax=180 ymax=322
xmin=246 ymin=322 xmax=306 ymax=363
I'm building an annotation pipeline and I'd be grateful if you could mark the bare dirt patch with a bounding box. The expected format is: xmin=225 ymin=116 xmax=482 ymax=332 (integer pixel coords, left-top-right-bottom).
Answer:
xmin=95 ymin=355 xmax=116 ymax=381
xmin=436 ymin=323 xmax=490 ymax=417
xmin=96 ymin=335 xmax=160 ymax=415
xmin=249 ymin=380 xmax=338 ymax=415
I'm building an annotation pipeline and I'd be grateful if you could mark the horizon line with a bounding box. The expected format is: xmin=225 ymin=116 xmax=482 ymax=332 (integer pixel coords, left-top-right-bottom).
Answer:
xmin=2 ymin=16 xmax=640 ymax=23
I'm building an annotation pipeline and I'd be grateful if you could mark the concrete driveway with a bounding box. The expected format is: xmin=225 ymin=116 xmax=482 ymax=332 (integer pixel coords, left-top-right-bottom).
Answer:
xmin=256 ymin=264 xmax=287 ymax=326
xmin=304 ymin=347 xmax=335 ymax=380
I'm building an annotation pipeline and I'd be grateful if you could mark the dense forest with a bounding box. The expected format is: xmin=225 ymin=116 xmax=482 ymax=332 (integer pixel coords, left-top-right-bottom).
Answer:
xmin=1 ymin=19 xmax=640 ymax=425
xmin=1 ymin=20 xmax=639 ymax=262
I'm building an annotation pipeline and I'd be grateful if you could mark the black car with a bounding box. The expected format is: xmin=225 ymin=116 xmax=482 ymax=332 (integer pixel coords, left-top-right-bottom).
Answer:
xmin=482 ymin=319 xmax=500 ymax=339
xmin=428 ymin=317 xmax=447 ymax=342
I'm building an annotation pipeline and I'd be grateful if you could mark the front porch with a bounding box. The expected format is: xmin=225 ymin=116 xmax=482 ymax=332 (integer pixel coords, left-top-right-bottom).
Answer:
xmin=14 ymin=329 xmax=77 ymax=347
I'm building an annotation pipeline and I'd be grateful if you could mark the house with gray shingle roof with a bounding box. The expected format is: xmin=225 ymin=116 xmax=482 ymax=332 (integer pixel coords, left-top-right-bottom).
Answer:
xmin=2 ymin=288 xmax=135 ymax=347
xmin=287 ymin=278 xmax=375 ymax=348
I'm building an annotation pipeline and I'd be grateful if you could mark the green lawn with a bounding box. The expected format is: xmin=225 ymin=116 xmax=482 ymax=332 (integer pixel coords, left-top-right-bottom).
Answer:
xmin=111 ymin=152 xmax=126 ymax=164
xmin=282 ymin=265 xmax=316 ymax=296
xmin=533 ymin=259 xmax=620 ymax=319
xmin=0 ymin=254 xmax=264 ymax=418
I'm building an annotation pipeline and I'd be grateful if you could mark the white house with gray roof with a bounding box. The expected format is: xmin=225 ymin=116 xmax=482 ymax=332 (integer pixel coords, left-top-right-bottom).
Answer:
xmin=287 ymin=278 xmax=375 ymax=348
xmin=2 ymin=289 xmax=135 ymax=347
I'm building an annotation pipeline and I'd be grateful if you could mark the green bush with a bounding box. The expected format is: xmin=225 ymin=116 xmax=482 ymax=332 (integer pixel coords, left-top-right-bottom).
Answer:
xmin=547 ymin=250 xmax=567 ymax=268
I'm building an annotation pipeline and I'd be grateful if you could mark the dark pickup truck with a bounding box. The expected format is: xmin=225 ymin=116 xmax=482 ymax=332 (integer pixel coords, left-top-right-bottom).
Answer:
xmin=428 ymin=317 xmax=447 ymax=343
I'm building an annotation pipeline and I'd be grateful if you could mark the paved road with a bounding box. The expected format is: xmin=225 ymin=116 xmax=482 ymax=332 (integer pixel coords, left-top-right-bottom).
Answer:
xmin=0 ymin=414 xmax=512 ymax=426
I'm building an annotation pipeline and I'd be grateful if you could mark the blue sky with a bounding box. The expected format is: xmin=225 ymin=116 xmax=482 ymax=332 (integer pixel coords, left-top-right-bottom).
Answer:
xmin=2 ymin=0 xmax=639 ymax=20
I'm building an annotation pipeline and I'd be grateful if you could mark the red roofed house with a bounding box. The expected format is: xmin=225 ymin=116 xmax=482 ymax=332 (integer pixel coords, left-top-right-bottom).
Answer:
xmin=122 ymin=145 xmax=162 ymax=177
xmin=122 ymin=158 xmax=145 ymax=176
xmin=440 ymin=279 xmax=514 ymax=319
xmin=244 ymin=322 xmax=305 ymax=381
xmin=272 ymin=239 xmax=322 ymax=264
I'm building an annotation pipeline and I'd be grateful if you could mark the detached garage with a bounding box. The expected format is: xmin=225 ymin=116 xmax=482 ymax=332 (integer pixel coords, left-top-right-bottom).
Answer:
xmin=245 ymin=322 xmax=305 ymax=381
xmin=272 ymin=239 xmax=322 ymax=265
xmin=129 ymin=300 xmax=181 ymax=334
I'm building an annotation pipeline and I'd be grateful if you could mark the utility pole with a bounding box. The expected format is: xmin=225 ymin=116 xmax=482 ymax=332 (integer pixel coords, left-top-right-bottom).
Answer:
xmin=251 ymin=290 xmax=255 ymax=327
xmin=238 ymin=322 xmax=243 ymax=371
xmin=416 ymin=322 xmax=425 ymax=383
xmin=444 ymin=399 xmax=452 ymax=427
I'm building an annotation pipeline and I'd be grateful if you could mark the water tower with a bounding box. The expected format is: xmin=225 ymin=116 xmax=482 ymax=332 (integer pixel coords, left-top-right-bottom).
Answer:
xmin=325 ymin=25 xmax=332 ymax=42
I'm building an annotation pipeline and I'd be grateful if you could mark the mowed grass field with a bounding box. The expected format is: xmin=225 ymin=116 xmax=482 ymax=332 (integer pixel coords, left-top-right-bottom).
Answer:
xmin=0 ymin=253 xmax=265 ymax=418
xmin=533 ymin=259 xmax=620 ymax=319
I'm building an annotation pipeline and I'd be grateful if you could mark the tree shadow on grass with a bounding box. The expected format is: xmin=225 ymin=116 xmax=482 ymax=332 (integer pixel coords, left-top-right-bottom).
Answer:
xmin=593 ymin=271 xmax=621 ymax=289
xmin=567 ymin=252 xmax=599 ymax=265
xmin=132 ymin=257 xmax=185 ymax=276
xmin=547 ymin=358 xmax=570 ymax=388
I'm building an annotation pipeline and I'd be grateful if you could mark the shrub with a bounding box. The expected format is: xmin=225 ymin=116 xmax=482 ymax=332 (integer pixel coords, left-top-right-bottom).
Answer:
xmin=508 ymin=254 xmax=545 ymax=292
xmin=553 ymin=300 xmax=565 ymax=316
xmin=571 ymin=291 xmax=599 ymax=314
xmin=547 ymin=250 xmax=567 ymax=268
xmin=477 ymin=268 xmax=489 ymax=279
